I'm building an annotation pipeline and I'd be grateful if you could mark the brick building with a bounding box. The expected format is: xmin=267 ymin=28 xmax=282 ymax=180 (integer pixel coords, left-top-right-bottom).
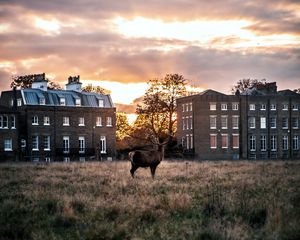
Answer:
xmin=0 ymin=74 xmax=116 ymax=162
xmin=177 ymin=83 xmax=300 ymax=160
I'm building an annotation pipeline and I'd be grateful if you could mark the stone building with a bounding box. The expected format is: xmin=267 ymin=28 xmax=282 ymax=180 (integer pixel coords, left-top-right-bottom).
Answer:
xmin=0 ymin=74 xmax=116 ymax=162
xmin=177 ymin=82 xmax=300 ymax=160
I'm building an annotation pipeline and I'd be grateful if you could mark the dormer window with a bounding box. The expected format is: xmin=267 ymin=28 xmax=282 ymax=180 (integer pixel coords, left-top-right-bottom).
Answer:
xmin=98 ymin=99 xmax=104 ymax=107
xmin=60 ymin=97 xmax=65 ymax=106
xmin=221 ymin=103 xmax=227 ymax=111
xmin=17 ymin=99 xmax=22 ymax=106
xmin=75 ymin=98 xmax=81 ymax=106
xmin=39 ymin=98 xmax=45 ymax=105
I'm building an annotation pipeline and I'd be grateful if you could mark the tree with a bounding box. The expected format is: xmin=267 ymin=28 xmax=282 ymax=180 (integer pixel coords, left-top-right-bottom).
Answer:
xmin=136 ymin=73 xmax=187 ymax=144
xmin=116 ymin=112 xmax=131 ymax=141
xmin=293 ymin=88 xmax=300 ymax=94
xmin=10 ymin=73 xmax=62 ymax=90
xmin=231 ymin=78 xmax=267 ymax=94
xmin=82 ymin=84 xmax=111 ymax=95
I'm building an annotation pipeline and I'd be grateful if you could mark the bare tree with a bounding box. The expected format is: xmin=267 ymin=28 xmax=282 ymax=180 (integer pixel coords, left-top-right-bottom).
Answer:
xmin=230 ymin=78 xmax=267 ymax=94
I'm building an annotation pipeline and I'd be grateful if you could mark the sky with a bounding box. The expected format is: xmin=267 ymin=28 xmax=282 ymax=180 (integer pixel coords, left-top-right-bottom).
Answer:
xmin=0 ymin=0 xmax=300 ymax=107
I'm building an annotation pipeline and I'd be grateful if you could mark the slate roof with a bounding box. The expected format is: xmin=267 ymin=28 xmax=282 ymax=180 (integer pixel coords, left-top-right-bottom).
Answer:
xmin=22 ymin=89 xmax=114 ymax=108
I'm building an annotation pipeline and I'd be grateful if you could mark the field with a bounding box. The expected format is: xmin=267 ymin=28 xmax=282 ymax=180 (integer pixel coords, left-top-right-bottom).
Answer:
xmin=0 ymin=160 xmax=300 ymax=240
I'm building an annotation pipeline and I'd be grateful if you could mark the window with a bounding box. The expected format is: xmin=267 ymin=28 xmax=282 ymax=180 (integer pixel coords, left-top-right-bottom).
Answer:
xmin=185 ymin=104 xmax=189 ymax=112
xmin=0 ymin=116 xmax=2 ymax=128
xmin=260 ymin=135 xmax=267 ymax=151
xmin=39 ymin=98 xmax=45 ymax=105
xmin=189 ymin=103 xmax=193 ymax=111
xmin=79 ymin=117 xmax=85 ymax=126
xmin=249 ymin=117 xmax=256 ymax=129
xmin=249 ymin=136 xmax=256 ymax=151
xmin=249 ymin=104 xmax=255 ymax=111
xmin=292 ymin=104 xmax=299 ymax=111
xmin=271 ymin=135 xmax=277 ymax=151
xmin=221 ymin=103 xmax=227 ymax=111
xmin=260 ymin=117 xmax=266 ymax=129
xmin=21 ymin=139 xmax=26 ymax=148
xmin=3 ymin=115 xmax=8 ymax=128
xmin=282 ymin=117 xmax=288 ymax=129
xmin=44 ymin=116 xmax=50 ymax=125
xmin=210 ymin=134 xmax=217 ymax=149
xmin=186 ymin=134 xmax=190 ymax=149
xmin=4 ymin=139 xmax=12 ymax=151
xmin=190 ymin=134 xmax=193 ymax=149
xmin=96 ymin=116 xmax=102 ymax=126
xmin=283 ymin=135 xmax=288 ymax=150
xmin=75 ymin=98 xmax=81 ymax=106
xmin=63 ymin=136 xmax=70 ymax=153
xmin=100 ymin=136 xmax=106 ymax=153
xmin=63 ymin=117 xmax=69 ymax=126
xmin=182 ymin=104 xmax=185 ymax=112
xmin=17 ymin=99 xmax=22 ymax=106
xmin=44 ymin=136 xmax=50 ymax=151
xmin=190 ymin=116 xmax=193 ymax=130
xmin=60 ymin=97 xmax=66 ymax=106
xmin=293 ymin=136 xmax=299 ymax=150
xmin=260 ymin=104 xmax=266 ymax=110
xmin=221 ymin=115 xmax=228 ymax=129
xmin=210 ymin=116 xmax=217 ymax=129
xmin=79 ymin=136 xmax=85 ymax=153
xmin=10 ymin=99 xmax=13 ymax=107
xmin=106 ymin=117 xmax=112 ymax=127
xmin=186 ymin=117 xmax=189 ymax=130
xmin=11 ymin=116 xmax=15 ymax=129
xmin=270 ymin=117 xmax=276 ymax=129
xmin=270 ymin=103 xmax=276 ymax=111
xmin=221 ymin=134 xmax=228 ymax=148
xmin=210 ymin=103 xmax=216 ymax=111
xmin=32 ymin=136 xmax=39 ymax=151
xmin=45 ymin=157 xmax=51 ymax=163
xmin=282 ymin=104 xmax=288 ymax=110
xmin=32 ymin=116 xmax=38 ymax=125
xmin=292 ymin=118 xmax=299 ymax=129
xmin=232 ymin=116 xmax=239 ymax=129
xmin=232 ymin=103 xmax=239 ymax=111
xmin=98 ymin=99 xmax=104 ymax=107
xmin=182 ymin=117 xmax=186 ymax=130
xmin=80 ymin=157 xmax=85 ymax=162
xmin=64 ymin=157 xmax=70 ymax=162
xmin=232 ymin=134 xmax=239 ymax=149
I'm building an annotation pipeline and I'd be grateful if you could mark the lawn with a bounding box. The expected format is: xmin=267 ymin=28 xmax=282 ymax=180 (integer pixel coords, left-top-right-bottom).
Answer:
xmin=0 ymin=160 xmax=299 ymax=240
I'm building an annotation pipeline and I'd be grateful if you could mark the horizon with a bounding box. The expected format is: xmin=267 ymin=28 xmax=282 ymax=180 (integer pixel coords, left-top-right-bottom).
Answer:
xmin=0 ymin=1 xmax=299 ymax=105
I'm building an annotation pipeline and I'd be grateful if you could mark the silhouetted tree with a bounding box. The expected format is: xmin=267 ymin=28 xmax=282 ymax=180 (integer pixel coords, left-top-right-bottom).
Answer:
xmin=293 ymin=88 xmax=300 ymax=94
xmin=231 ymin=78 xmax=267 ymax=94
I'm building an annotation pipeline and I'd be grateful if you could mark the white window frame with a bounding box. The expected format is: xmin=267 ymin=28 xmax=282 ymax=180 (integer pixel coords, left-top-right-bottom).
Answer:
xmin=60 ymin=97 xmax=66 ymax=106
xmin=282 ymin=117 xmax=288 ymax=129
xmin=44 ymin=136 xmax=51 ymax=151
xmin=210 ymin=102 xmax=216 ymax=111
xmin=106 ymin=117 xmax=112 ymax=127
xmin=63 ymin=136 xmax=70 ymax=153
xmin=232 ymin=103 xmax=239 ymax=111
xmin=79 ymin=136 xmax=85 ymax=153
xmin=78 ymin=117 xmax=85 ymax=126
xmin=0 ymin=115 xmax=2 ymax=128
xmin=249 ymin=117 xmax=256 ymax=129
xmin=75 ymin=98 xmax=81 ymax=106
xmin=98 ymin=99 xmax=104 ymax=107
xmin=292 ymin=118 xmax=299 ymax=129
xmin=260 ymin=117 xmax=266 ymax=129
xmin=260 ymin=135 xmax=267 ymax=151
xmin=186 ymin=117 xmax=189 ymax=130
xmin=11 ymin=115 xmax=15 ymax=129
xmin=249 ymin=135 xmax=256 ymax=151
xmin=189 ymin=103 xmax=193 ymax=111
xmin=63 ymin=117 xmax=70 ymax=126
xmin=210 ymin=134 xmax=217 ymax=149
xmin=17 ymin=99 xmax=22 ymax=106
xmin=186 ymin=134 xmax=190 ymax=149
xmin=100 ymin=136 xmax=106 ymax=154
xmin=190 ymin=116 xmax=193 ymax=130
xmin=221 ymin=103 xmax=227 ymax=111
xmin=270 ymin=103 xmax=276 ymax=111
xmin=210 ymin=115 xmax=217 ymax=129
xmin=32 ymin=136 xmax=39 ymax=151
xmin=43 ymin=116 xmax=50 ymax=126
xmin=190 ymin=134 xmax=193 ymax=149
xmin=292 ymin=136 xmax=299 ymax=150
xmin=283 ymin=135 xmax=289 ymax=150
xmin=270 ymin=117 xmax=276 ymax=129
xmin=32 ymin=116 xmax=39 ymax=125
xmin=232 ymin=134 xmax=239 ymax=149
xmin=249 ymin=104 xmax=255 ymax=111
xmin=96 ymin=116 xmax=102 ymax=126
xmin=185 ymin=103 xmax=189 ymax=112
xmin=260 ymin=104 xmax=266 ymax=111
xmin=271 ymin=135 xmax=277 ymax=151
xmin=292 ymin=104 xmax=299 ymax=111
xmin=64 ymin=157 xmax=70 ymax=162
xmin=282 ymin=103 xmax=288 ymax=111
xmin=221 ymin=115 xmax=228 ymax=129
xmin=232 ymin=115 xmax=239 ymax=129
xmin=4 ymin=138 xmax=12 ymax=151
xmin=39 ymin=98 xmax=45 ymax=105
xmin=221 ymin=134 xmax=228 ymax=149
xmin=2 ymin=115 xmax=8 ymax=128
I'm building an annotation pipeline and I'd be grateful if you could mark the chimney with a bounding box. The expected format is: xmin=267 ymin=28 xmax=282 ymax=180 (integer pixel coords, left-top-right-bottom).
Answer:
xmin=31 ymin=73 xmax=48 ymax=91
xmin=65 ymin=75 xmax=82 ymax=92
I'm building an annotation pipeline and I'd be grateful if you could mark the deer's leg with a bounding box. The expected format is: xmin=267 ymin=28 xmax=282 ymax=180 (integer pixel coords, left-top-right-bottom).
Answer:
xmin=150 ymin=166 xmax=157 ymax=179
xmin=130 ymin=164 xmax=138 ymax=178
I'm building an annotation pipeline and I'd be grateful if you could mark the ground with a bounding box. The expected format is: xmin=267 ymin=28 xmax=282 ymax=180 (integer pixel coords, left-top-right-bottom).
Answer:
xmin=0 ymin=160 xmax=299 ymax=240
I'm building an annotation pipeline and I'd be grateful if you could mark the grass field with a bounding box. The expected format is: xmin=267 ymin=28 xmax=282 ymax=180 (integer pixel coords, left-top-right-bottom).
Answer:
xmin=0 ymin=160 xmax=300 ymax=240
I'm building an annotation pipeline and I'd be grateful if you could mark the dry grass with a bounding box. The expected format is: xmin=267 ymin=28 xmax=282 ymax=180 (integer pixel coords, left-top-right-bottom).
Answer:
xmin=0 ymin=160 xmax=299 ymax=240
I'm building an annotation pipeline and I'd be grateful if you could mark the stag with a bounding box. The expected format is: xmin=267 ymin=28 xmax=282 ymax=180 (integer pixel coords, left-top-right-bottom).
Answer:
xmin=129 ymin=141 xmax=166 ymax=179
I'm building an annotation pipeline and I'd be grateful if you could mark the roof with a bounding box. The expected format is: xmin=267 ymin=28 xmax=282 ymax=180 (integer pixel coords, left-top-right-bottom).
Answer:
xmin=277 ymin=90 xmax=300 ymax=96
xmin=22 ymin=89 xmax=114 ymax=108
xmin=198 ymin=89 xmax=227 ymax=96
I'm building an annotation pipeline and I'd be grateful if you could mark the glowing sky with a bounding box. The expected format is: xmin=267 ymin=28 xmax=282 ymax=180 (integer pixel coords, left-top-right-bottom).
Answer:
xmin=0 ymin=0 xmax=300 ymax=106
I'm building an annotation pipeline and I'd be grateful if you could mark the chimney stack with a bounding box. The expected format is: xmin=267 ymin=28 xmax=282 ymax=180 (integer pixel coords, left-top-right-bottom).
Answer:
xmin=65 ymin=75 xmax=82 ymax=92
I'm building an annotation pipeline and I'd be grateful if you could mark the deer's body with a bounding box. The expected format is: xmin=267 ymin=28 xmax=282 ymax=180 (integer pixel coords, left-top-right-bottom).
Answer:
xmin=129 ymin=146 xmax=164 ymax=178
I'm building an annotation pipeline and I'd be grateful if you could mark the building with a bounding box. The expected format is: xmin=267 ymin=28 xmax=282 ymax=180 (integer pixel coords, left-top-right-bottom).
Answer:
xmin=0 ymin=74 xmax=116 ymax=162
xmin=177 ymin=82 xmax=300 ymax=160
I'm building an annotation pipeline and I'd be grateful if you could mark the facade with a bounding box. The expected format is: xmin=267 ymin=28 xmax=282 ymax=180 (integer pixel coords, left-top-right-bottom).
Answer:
xmin=0 ymin=74 xmax=116 ymax=162
xmin=177 ymin=83 xmax=300 ymax=160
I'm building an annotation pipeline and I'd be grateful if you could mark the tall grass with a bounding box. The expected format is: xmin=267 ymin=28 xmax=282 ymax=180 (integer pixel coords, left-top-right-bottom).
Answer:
xmin=0 ymin=160 xmax=299 ymax=240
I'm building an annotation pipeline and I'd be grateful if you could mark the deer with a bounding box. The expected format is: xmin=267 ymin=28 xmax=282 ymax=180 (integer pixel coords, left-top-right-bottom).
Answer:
xmin=128 ymin=139 xmax=167 ymax=179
